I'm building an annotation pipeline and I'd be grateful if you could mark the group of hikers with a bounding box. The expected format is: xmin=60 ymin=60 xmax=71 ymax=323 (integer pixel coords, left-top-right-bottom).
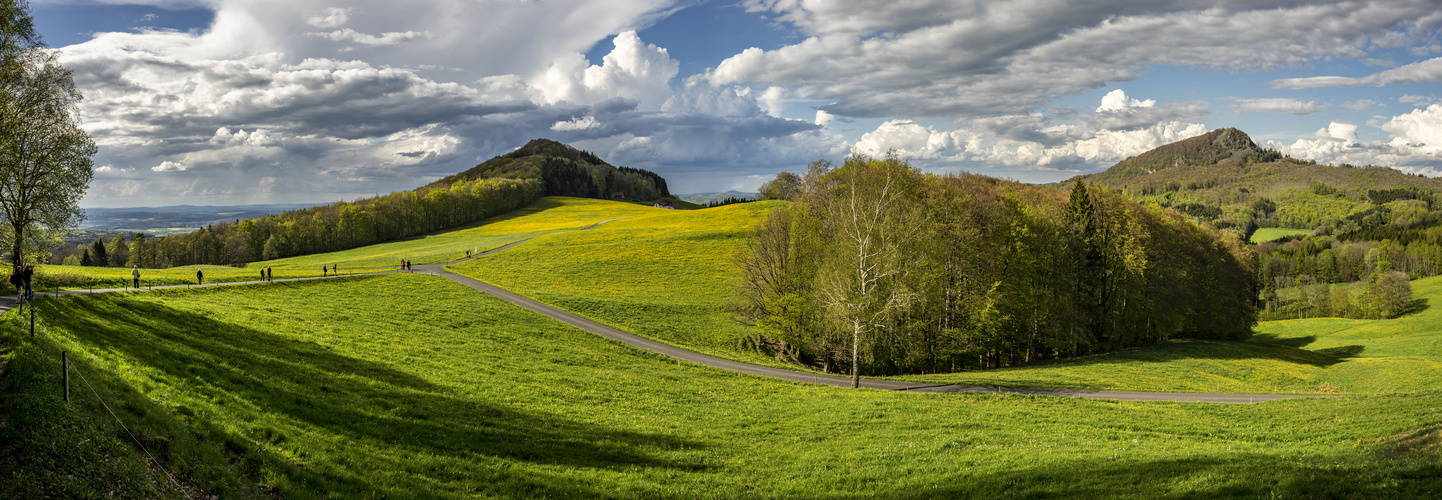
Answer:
xmin=322 ymin=264 xmax=337 ymax=276
xmin=401 ymin=260 xmax=412 ymax=271
xmin=9 ymin=265 xmax=33 ymax=300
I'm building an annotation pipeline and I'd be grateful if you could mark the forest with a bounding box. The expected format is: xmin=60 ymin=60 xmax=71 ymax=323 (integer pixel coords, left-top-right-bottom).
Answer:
xmin=732 ymin=156 xmax=1258 ymax=376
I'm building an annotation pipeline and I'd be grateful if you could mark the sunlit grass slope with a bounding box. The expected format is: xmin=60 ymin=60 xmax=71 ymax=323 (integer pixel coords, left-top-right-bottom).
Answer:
xmin=23 ymin=197 xmax=656 ymax=291
xmin=248 ymin=196 xmax=661 ymax=270
xmin=449 ymin=199 xmax=785 ymax=364
xmin=1249 ymin=227 xmax=1313 ymax=243
xmin=897 ymin=275 xmax=1442 ymax=395
xmin=4 ymin=275 xmax=1441 ymax=498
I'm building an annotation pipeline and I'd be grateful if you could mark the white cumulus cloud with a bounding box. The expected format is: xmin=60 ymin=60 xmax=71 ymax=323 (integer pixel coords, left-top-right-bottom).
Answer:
xmin=551 ymin=115 xmax=601 ymax=131
xmin=531 ymin=30 xmax=679 ymax=111
xmin=306 ymin=7 xmax=351 ymax=29
xmin=1229 ymin=98 xmax=1330 ymax=115
xmin=312 ymin=28 xmax=431 ymax=47
xmin=1096 ymin=89 xmax=1155 ymax=112
xmin=152 ymin=161 xmax=189 ymax=172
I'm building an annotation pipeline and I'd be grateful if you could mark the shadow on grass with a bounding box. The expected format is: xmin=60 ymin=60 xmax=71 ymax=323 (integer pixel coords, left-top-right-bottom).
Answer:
xmin=39 ymin=294 xmax=708 ymax=498
xmin=984 ymin=336 xmax=1363 ymax=378
xmin=1401 ymin=297 xmax=1431 ymax=317
xmin=871 ymin=450 xmax=1441 ymax=499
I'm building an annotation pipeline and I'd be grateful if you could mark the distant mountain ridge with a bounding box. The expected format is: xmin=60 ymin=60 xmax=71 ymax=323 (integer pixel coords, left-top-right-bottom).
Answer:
xmin=1069 ymin=128 xmax=1442 ymax=239
xmin=678 ymin=191 xmax=758 ymax=205
xmin=431 ymin=138 xmax=671 ymax=201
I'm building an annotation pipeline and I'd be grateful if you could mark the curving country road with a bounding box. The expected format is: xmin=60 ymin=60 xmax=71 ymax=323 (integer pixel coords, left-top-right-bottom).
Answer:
xmin=419 ymin=235 xmax=1322 ymax=404
xmin=2 ymin=219 xmax=1323 ymax=404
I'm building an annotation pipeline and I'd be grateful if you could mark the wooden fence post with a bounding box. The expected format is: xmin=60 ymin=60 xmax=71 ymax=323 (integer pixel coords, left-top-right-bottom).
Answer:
xmin=62 ymin=351 xmax=69 ymax=403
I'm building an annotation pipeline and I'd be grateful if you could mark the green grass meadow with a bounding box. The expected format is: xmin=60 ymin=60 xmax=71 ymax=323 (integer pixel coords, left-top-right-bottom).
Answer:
xmin=1249 ymin=227 xmax=1313 ymax=243
xmin=248 ymin=197 xmax=661 ymax=271
xmin=5 ymin=196 xmax=1442 ymax=497
xmin=449 ymin=199 xmax=787 ymax=366
xmin=2 ymin=275 xmax=1441 ymax=497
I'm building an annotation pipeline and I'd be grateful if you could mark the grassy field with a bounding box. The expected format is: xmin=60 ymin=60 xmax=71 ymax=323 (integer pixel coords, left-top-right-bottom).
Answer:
xmin=892 ymin=275 xmax=1442 ymax=395
xmin=248 ymin=197 xmax=662 ymax=271
xmin=2 ymin=275 xmax=1441 ymax=498
xmin=1249 ymin=227 xmax=1313 ymax=243
xmin=449 ymin=199 xmax=786 ymax=365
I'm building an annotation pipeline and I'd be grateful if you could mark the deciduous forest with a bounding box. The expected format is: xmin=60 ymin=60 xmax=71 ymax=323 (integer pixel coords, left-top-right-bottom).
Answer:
xmin=733 ymin=156 xmax=1257 ymax=376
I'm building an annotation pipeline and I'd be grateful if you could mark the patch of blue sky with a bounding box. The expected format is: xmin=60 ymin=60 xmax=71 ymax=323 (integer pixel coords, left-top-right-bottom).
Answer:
xmin=33 ymin=3 xmax=214 ymax=48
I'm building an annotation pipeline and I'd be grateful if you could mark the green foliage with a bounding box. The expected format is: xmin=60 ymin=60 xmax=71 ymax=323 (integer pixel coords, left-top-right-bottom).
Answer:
xmin=0 ymin=0 xmax=94 ymax=267
xmin=85 ymin=237 xmax=106 ymax=267
xmin=732 ymin=168 xmax=1257 ymax=375
xmin=756 ymin=171 xmax=801 ymax=201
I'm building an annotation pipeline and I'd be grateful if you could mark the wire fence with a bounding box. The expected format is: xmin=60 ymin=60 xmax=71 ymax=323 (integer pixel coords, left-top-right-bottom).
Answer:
xmin=14 ymin=297 xmax=195 ymax=499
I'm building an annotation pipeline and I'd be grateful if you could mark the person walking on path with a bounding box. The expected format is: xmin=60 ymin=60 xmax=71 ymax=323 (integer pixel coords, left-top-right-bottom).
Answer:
xmin=23 ymin=265 xmax=33 ymax=299
xmin=266 ymin=266 xmax=272 ymax=281
xmin=9 ymin=266 xmax=22 ymax=299
xmin=260 ymin=268 xmax=266 ymax=281
xmin=322 ymin=265 xmax=328 ymax=277
xmin=132 ymin=266 xmax=140 ymax=288
xmin=196 ymin=269 xmax=204 ymax=285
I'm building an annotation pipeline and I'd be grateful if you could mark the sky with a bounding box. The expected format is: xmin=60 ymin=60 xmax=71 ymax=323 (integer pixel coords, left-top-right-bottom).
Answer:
xmin=26 ymin=0 xmax=1442 ymax=208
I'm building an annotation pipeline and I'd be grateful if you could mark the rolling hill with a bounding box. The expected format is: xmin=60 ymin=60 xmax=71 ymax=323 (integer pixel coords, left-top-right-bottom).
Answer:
xmin=1068 ymin=128 xmax=1442 ymax=239
xmin=430 ymin=138 xmax=671 ymax=201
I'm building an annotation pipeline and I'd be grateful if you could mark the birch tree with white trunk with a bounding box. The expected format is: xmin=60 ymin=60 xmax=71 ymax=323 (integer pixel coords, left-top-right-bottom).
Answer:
xmin=814 ymin=155 xmax=926 ymax=388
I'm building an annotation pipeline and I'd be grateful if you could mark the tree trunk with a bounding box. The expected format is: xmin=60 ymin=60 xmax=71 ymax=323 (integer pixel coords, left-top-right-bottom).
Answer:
xmin=851 ymin=319 xmax=861 ymax=388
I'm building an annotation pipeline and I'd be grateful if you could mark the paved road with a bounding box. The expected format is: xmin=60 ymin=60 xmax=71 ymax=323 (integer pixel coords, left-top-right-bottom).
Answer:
xmin=420 ymin=237 xmax=1320 ymax=404
xmin=0 ymin=271 xmax=389 ymax=315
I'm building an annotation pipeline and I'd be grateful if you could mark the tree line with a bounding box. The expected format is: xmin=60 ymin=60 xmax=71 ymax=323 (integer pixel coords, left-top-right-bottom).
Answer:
xmin=1256 ymin=234 xmax=1425 ymax=320
xmin=55 ymin=176 xmax=541 ymax=268
xmin=732 ymin=156 xmax=1257 ymax=380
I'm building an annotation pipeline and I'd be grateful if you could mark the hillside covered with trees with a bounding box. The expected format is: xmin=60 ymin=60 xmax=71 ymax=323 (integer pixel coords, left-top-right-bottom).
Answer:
xmin=1071 ymin=128 xmax=1442 ymax=239
xmin=431 ymin=138 xmax=670 ymax=201
xmin=734 ymin=157 xmax=1257 ymax=377
xmin=1072 ymin=128 xmax=1440 ymax=321
xmin=56 ymin=138 xmax=671 ymax=268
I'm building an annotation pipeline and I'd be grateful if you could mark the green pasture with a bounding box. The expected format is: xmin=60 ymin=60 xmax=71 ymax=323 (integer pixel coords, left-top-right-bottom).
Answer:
xmin=449 ymin=199 xmax=787 ymax=366
xmin=3 ymin=275 xmax=1440 ymax=498
xmin=1249 ymin=227 xmax=1313 ymax=243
